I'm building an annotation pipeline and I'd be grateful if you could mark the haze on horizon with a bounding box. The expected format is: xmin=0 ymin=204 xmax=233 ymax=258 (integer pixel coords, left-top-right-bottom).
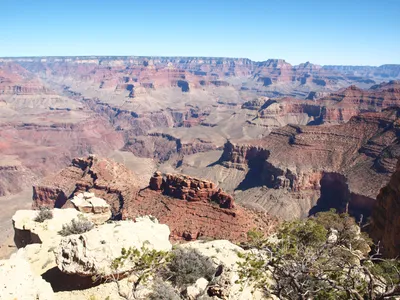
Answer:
xmin=1 ymin=0 xmax=399 ymax=66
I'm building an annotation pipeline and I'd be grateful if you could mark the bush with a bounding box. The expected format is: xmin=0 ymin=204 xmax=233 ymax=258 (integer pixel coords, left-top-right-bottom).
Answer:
xmin=165 ymin=248 xmax=215 ymax=287
xmin=236 ymin=210 xmax=400 ymax=299
xmin=148 ymin=279 xmax=181 ymax=300
xmin=34 ymin=207 xmax=53 ymax=223
xmin=59 ymin=215 xmax=94 ymax=236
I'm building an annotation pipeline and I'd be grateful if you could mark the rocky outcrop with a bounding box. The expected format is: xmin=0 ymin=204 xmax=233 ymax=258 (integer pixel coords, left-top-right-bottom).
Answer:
xmin=150 ymin=172 xmax=234 ymax=208
xmin=69 ymin=192 xmax=112 ymax=224
xmin=56 ymin=217 xmax=171 ymax=277
xmin=33 ymin=155 xmax=139 ymax=219
xmin=12 ymin=208 xmax=82 ymax=248
xmin=125 ymin=188 xmax=276 ymax=243
xmin=370 ymin=158 xmax=400 ymax=257
xmin=0 ymin=249 xmax=54 ymax=300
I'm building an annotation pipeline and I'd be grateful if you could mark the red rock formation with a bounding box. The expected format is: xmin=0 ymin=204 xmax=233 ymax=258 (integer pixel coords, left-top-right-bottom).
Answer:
xmin=32 ymin=156 xmax=277 ymax=243
xmin=33 ymin=156 xmax=139 ymax=219
xmin=149 ymin=172 xmax=234 ymax=209
xmin=370 ymin=158 xmax=400 ymax=257
xmin=126 ymin=188 xmax=275 ymax=242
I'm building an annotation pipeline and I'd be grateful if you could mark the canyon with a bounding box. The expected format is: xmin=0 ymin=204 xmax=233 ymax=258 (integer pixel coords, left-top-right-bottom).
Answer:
xmin=1 ymin=56 xmax=400 ymax=258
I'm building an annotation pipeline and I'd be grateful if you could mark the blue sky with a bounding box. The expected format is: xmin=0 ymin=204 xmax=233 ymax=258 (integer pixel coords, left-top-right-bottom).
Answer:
xmin=0 ymin=0 xmax=399 ymax=65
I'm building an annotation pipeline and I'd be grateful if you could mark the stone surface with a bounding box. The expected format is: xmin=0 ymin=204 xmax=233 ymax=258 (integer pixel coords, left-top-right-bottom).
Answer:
xmin=0 ymin=248 xmax=54 ymax=300
xmin=186 ymin=277 xmax=209 ymax=300
xmin=55 ymin=217 xmax=172 ymax=277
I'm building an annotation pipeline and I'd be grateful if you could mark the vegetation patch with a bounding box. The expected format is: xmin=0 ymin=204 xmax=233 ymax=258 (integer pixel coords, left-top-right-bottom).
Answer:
xmin=34 ymin=207 xmax=53 ymax=223
xmin=237 ymin=209 xmax=400 ymax=299
xmin=59 ymin=215 xmax=94 ymax=236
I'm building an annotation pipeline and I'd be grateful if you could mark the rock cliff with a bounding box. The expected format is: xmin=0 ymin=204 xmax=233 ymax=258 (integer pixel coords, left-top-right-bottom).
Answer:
xmin=370 ymin=158 xmax=400 ymax=257
xmin=218 ymin=108 xmax=400 ymax=220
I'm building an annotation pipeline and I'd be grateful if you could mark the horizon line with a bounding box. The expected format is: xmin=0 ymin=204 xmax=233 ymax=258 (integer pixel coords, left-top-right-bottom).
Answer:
xmin=0 ymin=55 xmax=399 ymax=68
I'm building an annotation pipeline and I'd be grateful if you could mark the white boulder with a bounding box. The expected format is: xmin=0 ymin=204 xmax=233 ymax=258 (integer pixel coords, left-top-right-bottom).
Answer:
xmin=56 ymin=217 xmax=171 ymax=277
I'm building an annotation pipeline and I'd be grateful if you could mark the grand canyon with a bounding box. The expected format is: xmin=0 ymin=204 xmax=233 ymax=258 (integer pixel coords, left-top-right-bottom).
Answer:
xmin=2 ymin=56 xmax=400 ymax=299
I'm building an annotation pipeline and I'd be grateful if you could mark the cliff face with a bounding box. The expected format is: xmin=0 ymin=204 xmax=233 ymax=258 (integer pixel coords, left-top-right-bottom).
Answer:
xmin=219 ymin=108 xmax=400 ymax=220
xmin=370 ymin=158 xmax=400 ymax=257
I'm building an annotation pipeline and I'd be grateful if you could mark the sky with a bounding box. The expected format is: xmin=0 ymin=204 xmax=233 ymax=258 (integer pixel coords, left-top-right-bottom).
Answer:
xmin=0 ymin=0 xmax=399 ymax=65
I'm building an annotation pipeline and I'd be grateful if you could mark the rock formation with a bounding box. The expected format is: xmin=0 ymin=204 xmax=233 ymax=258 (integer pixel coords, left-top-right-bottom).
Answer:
xmin=32 ymin=155 xmax=139 ymax=219
xmin=31 ymin=156 xmax=276 ymax=243
xmin=218 ymin=108 xmax=400 ymax=220
xmin=56 ymin=217 xmax=172 ymax=277
xmin=370 ymin=158 xmax=400 ymax=257
xmin=150 ymin=172 xmax=234 ymax=208
xmin=3 ymin=202 xmax=268 ymax=300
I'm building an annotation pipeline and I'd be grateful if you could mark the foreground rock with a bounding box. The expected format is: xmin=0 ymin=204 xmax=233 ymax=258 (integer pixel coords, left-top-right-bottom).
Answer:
xmin=0 ymin=248 xmax=54 ymax=300
xmin=12 ymin=208 xmax=81 ymax=248
xmin=56 ymin=217 xmax=171 ymax=277
xmin=70 ymin=192 xmax=112 ymax=224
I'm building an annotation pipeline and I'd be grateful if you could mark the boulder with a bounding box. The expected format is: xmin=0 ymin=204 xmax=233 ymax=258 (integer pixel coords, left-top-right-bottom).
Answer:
xmin=0 ymin=249 xmax=54 ymax=300
xmin=70 ymin=192 xmax=112 ymax=224
xmin=55 ymin=216 xmax=172 ymax=277
xmin=12 ymin=208 xmax=82 ymax=248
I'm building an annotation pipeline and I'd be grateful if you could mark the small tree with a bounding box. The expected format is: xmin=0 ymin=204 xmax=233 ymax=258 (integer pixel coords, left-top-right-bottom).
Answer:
xmin=111 ymin=243 xmax=170 ymax=291
xmin=237 ymin=210 xmax=400 ymax=299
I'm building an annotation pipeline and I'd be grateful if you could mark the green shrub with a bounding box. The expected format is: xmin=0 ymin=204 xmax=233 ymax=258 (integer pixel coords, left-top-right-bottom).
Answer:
xmin=148 ymin=279 xmax=181 ymax=300
xmin=109 ymin=243 xmax=169 ymax=291
xmin=34 ymin=207 xmax=53 ymax=223
xmin=236 ymin=210 xmax=400 ymax=299
xmin=59 ymin=216 xmax=94 ymax=236
xmin=165 ymin=248 xmax=215 ymax=287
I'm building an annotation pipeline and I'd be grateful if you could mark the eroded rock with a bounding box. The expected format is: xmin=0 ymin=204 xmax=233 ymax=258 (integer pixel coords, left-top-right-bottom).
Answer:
xmin=149 ymin=172 xmax=235 ymax=209
xmin=55 ymin=217 xmax=171 ymax=277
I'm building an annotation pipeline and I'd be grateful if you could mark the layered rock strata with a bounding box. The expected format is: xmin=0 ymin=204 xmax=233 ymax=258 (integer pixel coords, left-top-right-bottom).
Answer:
xmin=150 ymin=172 xmax=234 ymax=208
xmin=219 ymin=108 xmax=400 ymax=220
